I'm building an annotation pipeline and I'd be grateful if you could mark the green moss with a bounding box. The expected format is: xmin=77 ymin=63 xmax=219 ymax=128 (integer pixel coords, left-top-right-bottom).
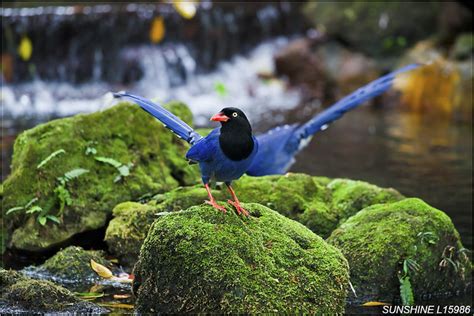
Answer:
xmin=40 ymin=246 xmax=110 ymax=280
xmin=104 ymin=202 xmax=158 ymax=266
xmin=0 ymin=269 xmax=27 ymax=287
xmin=2 ymin=101 xmax=200 ymax=252
xmin=327 ymin=178 xmax=403 ymax=225
xmin=133 ymin=203 xmax=349 ymax=313
xmin=327 ymin=198 xmax=471 ymax=302
xmin=105 ymin=174 xmax=404 ymax=265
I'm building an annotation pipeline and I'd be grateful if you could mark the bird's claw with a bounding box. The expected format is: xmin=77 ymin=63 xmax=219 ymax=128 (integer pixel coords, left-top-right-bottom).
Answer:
xmin=205 ymin=200 xmax=227 ymax=213
xmin=227 ymin=200 xmax=249 ymax=217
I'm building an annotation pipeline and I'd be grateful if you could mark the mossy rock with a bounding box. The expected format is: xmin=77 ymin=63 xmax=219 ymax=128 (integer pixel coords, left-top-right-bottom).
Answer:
xmin=105 ymin=186 xmax=227 ymax=265
xmin=0 ymin=268 xmax=106 ymax=313
xmin=37 ymin=246 xmax=111 ymax=280
xmin=327 ymin=178 xmax=403 ymax=225
xmin=132 ymin=203 xmax=349 ymax=313
xmin=327 ymin=198 xmax=472 ymax=302
xmin=105 ymin=174 xmax=402 ymax=265
xmin=235 ymin=175 xmax=402 ymax=236
xmin=1 ymin=101 xmax=200 ymax=252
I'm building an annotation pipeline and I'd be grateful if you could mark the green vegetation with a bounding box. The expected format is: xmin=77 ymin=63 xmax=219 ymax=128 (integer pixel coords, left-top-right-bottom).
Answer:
xmin=1 ymin=101 xmax=200 ymax=252
xmin=105 ymin=174 xmax=402 ymax=265
xmin=133 ymin=203 xmax=349 ymax=313
xmin=327 ymin=198 xmax=471 ymax=302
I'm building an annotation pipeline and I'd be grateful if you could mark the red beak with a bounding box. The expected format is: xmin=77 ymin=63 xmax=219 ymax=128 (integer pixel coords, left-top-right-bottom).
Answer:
xmin=210 ymin=112 xmax=229 ymax=122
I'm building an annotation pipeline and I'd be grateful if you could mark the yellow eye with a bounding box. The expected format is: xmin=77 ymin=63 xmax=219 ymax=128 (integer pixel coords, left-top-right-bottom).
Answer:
xmin=232 ymin=112 xmax=238 ymax=117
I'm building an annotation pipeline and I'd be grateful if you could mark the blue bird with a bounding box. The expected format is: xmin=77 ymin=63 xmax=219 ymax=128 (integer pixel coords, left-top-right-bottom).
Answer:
xmin=114 ymin=63 xmax=419 ymax=216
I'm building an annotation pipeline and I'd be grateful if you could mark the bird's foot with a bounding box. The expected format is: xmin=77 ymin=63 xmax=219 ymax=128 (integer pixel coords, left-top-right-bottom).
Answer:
xmin=205 ymin=200 xmax=227 ymax=213
xmin=227 ymin=200 xmax=249 ymax=217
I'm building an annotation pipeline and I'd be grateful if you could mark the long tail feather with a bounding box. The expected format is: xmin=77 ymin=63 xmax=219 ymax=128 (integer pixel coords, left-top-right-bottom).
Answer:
xmin=247 ymin=63 xmax=421 ymax=176
xmin=113 ymin=92 xmax=202 ymax=145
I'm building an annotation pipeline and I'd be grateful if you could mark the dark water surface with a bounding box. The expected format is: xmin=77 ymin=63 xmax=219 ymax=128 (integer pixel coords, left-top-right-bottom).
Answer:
xmin=290 ymin=106 xmax=473 ymax=250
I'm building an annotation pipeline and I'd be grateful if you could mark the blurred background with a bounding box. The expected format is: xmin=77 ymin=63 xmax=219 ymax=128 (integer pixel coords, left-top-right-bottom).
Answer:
xmin=1 ymin=1 xmax=472 ymax=249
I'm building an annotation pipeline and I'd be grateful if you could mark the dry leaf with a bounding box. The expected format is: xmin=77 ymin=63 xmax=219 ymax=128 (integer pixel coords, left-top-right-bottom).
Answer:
xmin=113 ymin=294 xmax=132 ymax=299
xmin=361 ymin=301 xmax=391 ymax=307
xmin=149 ymin=16 xmax=165 ymax=44
xmin=18 ymin=36 xmax=33 ymax=61
xmin=99 ymin=303 xmax=134 ymax=309
xmin=90 ymin=259 xmax=113 ymax=279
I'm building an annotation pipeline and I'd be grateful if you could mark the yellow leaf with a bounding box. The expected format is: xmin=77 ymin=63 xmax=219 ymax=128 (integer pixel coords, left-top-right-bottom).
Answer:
xmin=173 ymin=1 xmax=197 ymax=19
xmin=18 ymin=36 xmax=33 ymax=61
xmin=99 ymin=303 xmax=134 ymax=309
xmin=361 ymin=301 xmax=391 ymax=307
xmin=90 ymin=259 xmax=113 ymax=279
xmin=149 ymin=16 xmax=165 ymax=44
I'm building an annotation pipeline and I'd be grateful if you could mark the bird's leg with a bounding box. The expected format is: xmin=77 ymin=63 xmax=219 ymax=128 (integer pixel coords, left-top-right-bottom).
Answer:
xmin=204 ymin=183 xmax=226 ymax=213
xmin=226 ymin=184 xmax=249 ymax=217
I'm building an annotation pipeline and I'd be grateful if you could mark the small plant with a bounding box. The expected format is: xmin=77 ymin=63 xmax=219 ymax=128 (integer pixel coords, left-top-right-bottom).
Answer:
xmin=37 ymin=149 xmax=66 ymax=169
xmin=95 ymin=156 xmax=133 ymax=183
xmin=6 ymin=197 xmax=39 ymax=215
xmin=6 ymin=197 xmax=60 ymax=225
xmin=54 ymin=168 xmax=89 ymax=215
xmin=417 ymin=231 xmax=438 ymax=245
xmin=85 ymin=141 xmax=98 ymax=156
xmin=398 ymin=231 xmax=438 ymax=306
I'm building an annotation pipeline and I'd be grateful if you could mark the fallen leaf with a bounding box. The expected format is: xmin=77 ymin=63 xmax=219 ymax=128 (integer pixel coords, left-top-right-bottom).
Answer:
xmin=18 ymin=35 xmax=33 ymax=61
xmin=361 ymin=301 xmax=391 ymax=307
xmin=90 ymin=259 xmax=113 ymax=279
xmin=75 ymin=292 xmax=104 ymax=300
xmin=173 ymin=1 xmax=197 ymax=19
xmin=89 ymin=284 xmax=104 ymax=293
xmin=99 ymin=303 xmax=134 ymax=309
xmin=113 ymin=294 xmax=131 ymax=299
xmin=149 ymin=16 xmax=165 ymax=44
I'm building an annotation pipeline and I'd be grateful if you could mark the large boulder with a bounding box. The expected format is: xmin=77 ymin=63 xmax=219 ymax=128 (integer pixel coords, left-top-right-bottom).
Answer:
xmin=327 ymin=198 xmax=472 ymax=302
xmin=105 ymin=174 xmax=402 ymax=265
xmin=1 ymin=101 xmax=200 ymax=252
xmin=132 ymin=203 xmax=349 ymax=313
xmin=0 ymin=269 xmax=106 ymax=313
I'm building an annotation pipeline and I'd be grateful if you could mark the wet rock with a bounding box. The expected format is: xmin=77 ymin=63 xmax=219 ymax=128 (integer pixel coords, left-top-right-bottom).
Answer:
xmin=303 ymin=2 xmax=441 ymax=57
xmin=1 ymin=101 xmax=200 ymax=252
xmin=0 ymin=268 xmax=107 ymax=313
xmin=314 ymin=41 xmax=380 ymax=99
xmin=132 ymin=203 xmax=349 ymax=313
xmin=327 ymin=198 xmax=472 ymax=302
xmin=274 ymin=38 xmax=331 ymax=101
xmin=37 ymin=246 xmax=111 ymax=281
xmin=105 ymin=174 xmax=402 ymax=265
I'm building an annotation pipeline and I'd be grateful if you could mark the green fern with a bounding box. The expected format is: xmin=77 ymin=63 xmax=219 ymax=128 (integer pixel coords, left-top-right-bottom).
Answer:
xmin=37 ymin=149 xmax=66 ymax=169
xmin=399 ymin=275 xmax=414 ymax=306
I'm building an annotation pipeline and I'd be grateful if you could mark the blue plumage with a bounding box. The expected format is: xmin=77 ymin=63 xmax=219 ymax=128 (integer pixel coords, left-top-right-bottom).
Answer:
xmin=114 ymin=63 xmax=419 ymax=215
xmin=246 ymin=63 xmax=420 ymax=176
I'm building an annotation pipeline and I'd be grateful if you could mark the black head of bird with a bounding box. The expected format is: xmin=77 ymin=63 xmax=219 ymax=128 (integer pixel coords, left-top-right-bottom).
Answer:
xmin=211 ymin=107 xmax=255 ymax=161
